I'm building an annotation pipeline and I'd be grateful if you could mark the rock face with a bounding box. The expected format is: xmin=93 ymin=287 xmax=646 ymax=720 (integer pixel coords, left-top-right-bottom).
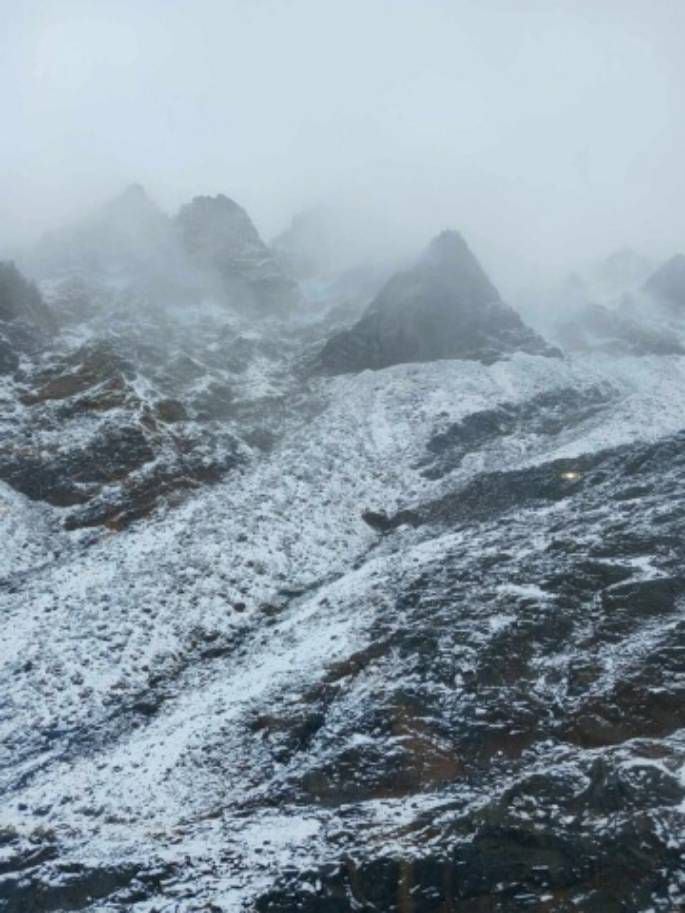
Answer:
xmin=0 ymin=261 xmax=56 ymax=331
xmin=31 ymin=185 xmax=302 ymax=317
xmin=643 ymin=253 xmax=685 ymax=311
xmin=0 ymin=314 xmax=295 ymax=529
xmin=319 ymin=230 xmax=559 ymax=373
xmin=0 ymin=262 xmax=56 ymax=374
xmin=176 ymin=194 xmax=300 ymax=313
xmin=31 ymin=184 xmax=174 ymax=279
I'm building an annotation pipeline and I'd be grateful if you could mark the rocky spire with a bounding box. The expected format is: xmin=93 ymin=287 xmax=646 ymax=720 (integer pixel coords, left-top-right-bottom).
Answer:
xmin=318 ymin=230 xmax=559 ymax=373
xmin=175 ymin=194 xmax=301 ymax=313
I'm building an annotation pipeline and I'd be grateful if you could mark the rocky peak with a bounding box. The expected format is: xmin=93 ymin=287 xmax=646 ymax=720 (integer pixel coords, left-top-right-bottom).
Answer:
xmin=100 ymin=183 xmax=167 ymax=231
xmin=420 ymin=229 xmax=494 ymax=281
xmin=318 ymin=230 xmax=559 ymax=373
xmin=176 ymin=194 xmax=264 ymax=266
xmin=31 ymin=184 xmax=172 ymax=279
xmin=272 ymin=207 xmax=342 ymax=279
xmin=644 ymin=254 xmax=685 ymax=311
xmin=175 ymin=194 xmax=301 ymax=314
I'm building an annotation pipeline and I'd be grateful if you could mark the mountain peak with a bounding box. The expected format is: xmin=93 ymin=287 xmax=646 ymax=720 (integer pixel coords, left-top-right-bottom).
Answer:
xmin=176 ymin=194 xmax=261 ymax=252
xmin=104 ymin=183 xmax=159 ymax=216
xmin=421 ymin=228 xmax=469 ymax=262
xmin=175 ymin=193 xmax=300 ymax=313
xmin=118 ymin=182 xmax=148 ymax=201
xmin=319 ymin=230 xmax=558 ymax=373
xmin=644 ymin=253 xmax=685 ymax=310
xmin=416 ymin=229 xmax=501 ymax=305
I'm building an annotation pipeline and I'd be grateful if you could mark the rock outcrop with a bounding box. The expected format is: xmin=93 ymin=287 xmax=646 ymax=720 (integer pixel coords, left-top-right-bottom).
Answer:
xmin=318 ymin=230 xmax=559 ymax=373
xmin=0 ymin=261 xmax=57 ymax=373
xmin=175 ymin=194 xmax=300 ymax=314
xmin=0 ymin=261 xmax=56 ymax=331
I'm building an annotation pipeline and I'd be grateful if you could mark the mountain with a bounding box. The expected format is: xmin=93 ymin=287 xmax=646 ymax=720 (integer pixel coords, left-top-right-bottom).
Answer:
xmin=555 ymin=301 xmax=685 ymax=356
xmin=176 ymin=194 xmax=301 ymax=314
xmin=0 ymin=261 xmax=57 ymax=374
xmin=643 ymin=253 xmax=685 ymax=311
xmin=272 ymin=206 xmax=339 ymax=279
xmin=592 ymin=247 xmax=654 ymax=298
xmin=2 ymin=209 xmax=685 ymax=913
xmin=319 ymin=230 xmax=559 ymax=373
xmin=547 ymin=249 xmax=685 ymax=357
xmin=0 ymin=261 xmax=56 ymax=330
xmin=31 ymin=184 xmax=174 ymax=279
xmin=30 ymin=186 xmax=302 ymax=317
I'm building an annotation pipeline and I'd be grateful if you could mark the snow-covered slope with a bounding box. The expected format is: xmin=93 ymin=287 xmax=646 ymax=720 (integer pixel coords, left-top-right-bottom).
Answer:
xmin=2 ymin=339 xmax=685 ymax=911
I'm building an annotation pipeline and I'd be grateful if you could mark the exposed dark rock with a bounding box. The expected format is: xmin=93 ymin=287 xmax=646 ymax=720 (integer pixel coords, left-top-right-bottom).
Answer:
xmin=155 ymin=398 xmax=188 ymax=423
xmin=20 ymin=341 xmax=135 ymax=405
xmin=0 ymin=337 xmax=19 ymax=374
xmin=420 ymin=385 xmax=614 ymax=479
xmin=176 ymin=194 xmax=301 ymax=313
xmin=361 ymin=509 xmax=393 ymax=532
xmin=318 ymin=231 xmax=559 ymax=373
xmin=0 ymin=262 xmax=56 ymax=332
xmin=0 ymin=423 xmax=155 ymax=509
xmin=191 ymin=381 xmax=235 ymax=420
xmin=362 ymin=508 xmax=420 ymax=532
xmin=0 ymin=855 xmax=173 ymax=913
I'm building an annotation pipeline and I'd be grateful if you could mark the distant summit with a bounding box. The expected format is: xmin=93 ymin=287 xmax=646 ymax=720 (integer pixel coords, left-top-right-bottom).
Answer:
xmin=32 ymin=184 xmax=172 ymax=278
xmin=29 ymin=186 xmax=302 ymax=316
xmin=594 ymin=247 xmax=653 ymax=295
xmin=318 ymin=230 xmax=559 ymax=373
xmin=644 ymin=254 xmax=685 ymax=311
xmin=175 ymin=194 xmax=300 ymax=313
xmin=272 ymin=207 xmax=344 ymax=279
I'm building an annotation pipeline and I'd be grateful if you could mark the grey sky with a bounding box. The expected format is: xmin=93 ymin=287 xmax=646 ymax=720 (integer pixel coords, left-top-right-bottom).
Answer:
xmin=2 ymin=0 xmax=684 ymax=290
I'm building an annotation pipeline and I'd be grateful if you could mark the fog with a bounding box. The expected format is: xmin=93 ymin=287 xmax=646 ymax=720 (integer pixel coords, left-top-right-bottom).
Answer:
xmin=2 ymin=0 xmax=684 ymax=293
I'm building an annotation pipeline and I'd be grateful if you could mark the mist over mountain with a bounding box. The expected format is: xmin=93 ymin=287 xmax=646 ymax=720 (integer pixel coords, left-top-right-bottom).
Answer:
xmin=644 ymin=254 xmax=685 ymax=313
xmin=319 ymin=230 xmax=559 ymax=373
xmin=2 ymin=3 xmax=685 ymax=912
xmin=1 ymin=181 xmax=685 ymax=912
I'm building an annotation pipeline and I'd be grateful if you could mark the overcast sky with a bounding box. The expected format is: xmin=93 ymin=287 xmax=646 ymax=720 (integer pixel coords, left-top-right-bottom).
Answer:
xmin=2 ymin=0 xmax=684 ymax=290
